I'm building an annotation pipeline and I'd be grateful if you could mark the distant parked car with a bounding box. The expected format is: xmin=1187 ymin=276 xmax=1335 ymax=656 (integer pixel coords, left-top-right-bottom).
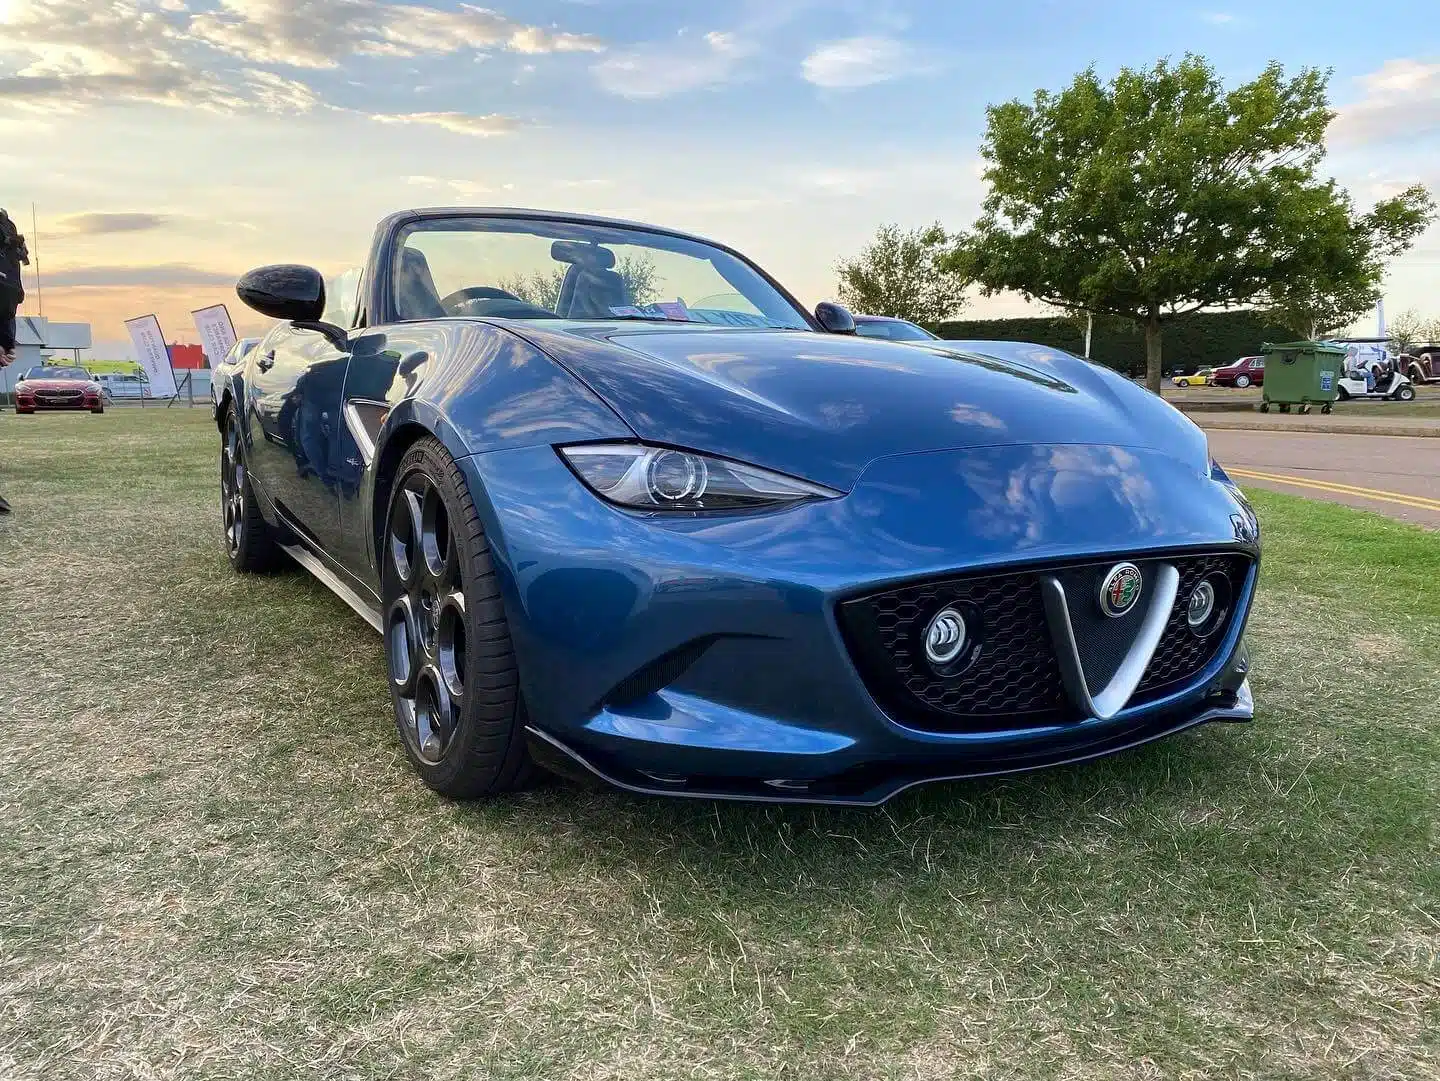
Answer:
xmin=14 ymin=365 xmax=105 ymax=414
xmin=1172 ymin=368 xmax=1215 ymax=388
xmin=1211 ymin=356 xmax=1265 ymax=388
xmin=93 ymin=371 xmax=162 ymax=400
xmin=852 ymin=315 xmax=941 ymax=343
xmin=1399 ymin=345 xmax=1440 ymax=385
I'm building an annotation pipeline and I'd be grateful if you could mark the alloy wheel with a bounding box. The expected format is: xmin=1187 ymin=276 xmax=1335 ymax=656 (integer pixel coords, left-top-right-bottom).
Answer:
xmin=221 ymin=419 xmax=245 ymax=556
xmin=386 ymin=472 xmax=467 ymax=766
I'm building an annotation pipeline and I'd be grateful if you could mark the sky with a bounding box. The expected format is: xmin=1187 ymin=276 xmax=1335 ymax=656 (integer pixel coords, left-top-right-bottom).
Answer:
xmin=3 ymin=0 xmax=1439 ymax=358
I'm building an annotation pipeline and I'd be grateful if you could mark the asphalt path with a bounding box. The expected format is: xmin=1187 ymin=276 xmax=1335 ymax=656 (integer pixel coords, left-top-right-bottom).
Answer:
xmin=1207 ymin=429 xmax=1440 ymax=530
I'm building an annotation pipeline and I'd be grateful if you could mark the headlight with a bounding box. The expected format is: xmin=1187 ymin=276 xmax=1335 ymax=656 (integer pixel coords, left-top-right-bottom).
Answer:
xmin=559 ymin=443 xmax=842 ymax=512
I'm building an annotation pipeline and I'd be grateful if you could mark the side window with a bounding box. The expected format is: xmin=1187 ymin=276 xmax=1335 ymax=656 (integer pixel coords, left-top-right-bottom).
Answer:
xmin=1253 ymin=359 xmax=1265 ymax=370
xmin=323 ymin=267 xmax=364 ymax=328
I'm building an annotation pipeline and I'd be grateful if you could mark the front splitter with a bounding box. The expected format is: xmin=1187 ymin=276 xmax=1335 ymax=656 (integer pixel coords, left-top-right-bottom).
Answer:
xmin=526 ymin=680 xmax=1255 ymax=807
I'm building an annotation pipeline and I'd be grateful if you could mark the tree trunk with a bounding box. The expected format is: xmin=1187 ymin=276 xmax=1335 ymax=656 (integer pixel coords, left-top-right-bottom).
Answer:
xmin=1144 ymin=312 xmax=1163 ymax=395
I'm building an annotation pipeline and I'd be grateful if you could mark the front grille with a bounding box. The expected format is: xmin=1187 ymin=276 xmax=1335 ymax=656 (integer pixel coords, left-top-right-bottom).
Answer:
xmin=37 ymin=393 xmax=82 ymax=404
xmin=1136 ymin=554 xmax=1252 ymax=696
xmin=839 ymin=552 xmax=1253 ymax=733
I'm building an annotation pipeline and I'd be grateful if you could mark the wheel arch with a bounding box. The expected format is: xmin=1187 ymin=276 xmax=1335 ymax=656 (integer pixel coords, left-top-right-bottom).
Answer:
xmin=369 ymin=400 xmax=476 ymax=572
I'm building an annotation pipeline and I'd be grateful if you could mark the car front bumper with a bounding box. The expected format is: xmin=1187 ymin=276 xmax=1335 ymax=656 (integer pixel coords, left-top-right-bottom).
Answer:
xmin=463 ymin=442 xmax=1261 ymax=804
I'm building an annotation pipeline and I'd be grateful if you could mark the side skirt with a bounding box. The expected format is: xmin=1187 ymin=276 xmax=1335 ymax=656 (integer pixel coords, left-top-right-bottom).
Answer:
xmin=279 ymin=542 xmax=384 ymax=633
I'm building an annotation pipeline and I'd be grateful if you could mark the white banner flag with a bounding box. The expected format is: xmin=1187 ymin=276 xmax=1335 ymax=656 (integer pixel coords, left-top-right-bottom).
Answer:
xmin=192 ymin=304 xmax=238 ymax=369
xmin=124 ymin=314 xmax=179 ymax=398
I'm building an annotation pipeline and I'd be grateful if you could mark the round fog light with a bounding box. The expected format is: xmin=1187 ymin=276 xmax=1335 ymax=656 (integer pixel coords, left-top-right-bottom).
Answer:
xmin=924 ymin=606 xmax=968 ymax=666
xmin=1187 ymin=580 xmax=1217 ymax=631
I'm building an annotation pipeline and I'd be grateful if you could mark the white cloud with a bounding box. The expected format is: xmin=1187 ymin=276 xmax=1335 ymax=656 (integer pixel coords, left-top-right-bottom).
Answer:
xmin=1200 ymin=12 xmax=1237 ymax=25
xmin=371 ymin=111 xmax=521 ymax=137
xmin=593 ymin=29 xmax=753 ymax=99
xmin=189 ymin=0 xmax=603 ymax=70
xmin=55 ymin=212 xmax=174 ymax=235
xmin=0 ymin=0 xmax=598 ymax=119
xmin=404 ymin=175 xmax=493 ymax=197
xmin=801 ymin=36 xmax=925 ymax=90
xmin=1330 ymin=59 xmax=1440 ymax=146
xmin=0 ymin=0 xmax=321 ymax=113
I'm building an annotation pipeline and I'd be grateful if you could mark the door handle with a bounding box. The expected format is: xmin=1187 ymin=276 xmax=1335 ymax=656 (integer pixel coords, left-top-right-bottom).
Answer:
xmin=257 ymin=351 xmax=276 ymax=372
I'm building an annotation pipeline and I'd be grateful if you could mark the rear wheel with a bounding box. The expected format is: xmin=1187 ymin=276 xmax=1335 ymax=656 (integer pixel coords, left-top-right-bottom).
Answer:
xmin=382 ymin=437 xmax=533 ymax=799
xmin=1235 ymin=374 xmax=1251 ymax=389
xmin=1397 ymin=385 xmax=1417 ymax=402
xmin=221 ymin=405 xmax=284 ymax=573
xmin=1337 ymin=385 xmax=1351 ymax=401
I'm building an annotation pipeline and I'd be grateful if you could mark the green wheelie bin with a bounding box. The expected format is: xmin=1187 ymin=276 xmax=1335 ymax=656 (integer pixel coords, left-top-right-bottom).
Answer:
xmin=1259 ymin=341 xmax=1345 ymax=415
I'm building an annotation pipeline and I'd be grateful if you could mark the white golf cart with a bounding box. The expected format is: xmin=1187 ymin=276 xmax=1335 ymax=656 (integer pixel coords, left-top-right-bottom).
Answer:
xmin=1329 ymin=338 xmax=1418 ymax=403
xmin=1336 ymin=367 xmax=1417 ymax=402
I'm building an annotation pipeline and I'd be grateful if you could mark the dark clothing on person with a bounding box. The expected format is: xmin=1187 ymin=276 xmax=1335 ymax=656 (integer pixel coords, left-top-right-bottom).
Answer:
xmin=0 ymin=249 xmax=22 ymax=353
xmin=0 ymin=211 xmax=27 ymax=355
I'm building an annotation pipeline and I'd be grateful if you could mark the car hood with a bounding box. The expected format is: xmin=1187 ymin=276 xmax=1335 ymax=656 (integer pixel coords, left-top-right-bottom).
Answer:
xmin=512 ymin=323 xmax=1210 ymax=492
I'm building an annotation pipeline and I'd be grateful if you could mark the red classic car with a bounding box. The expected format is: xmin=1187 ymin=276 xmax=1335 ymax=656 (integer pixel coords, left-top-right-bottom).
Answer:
xmin=1211 ymin=356 xmax=1265 ymax=388
xmin=14 ymin=366 xmax=105 ymax=414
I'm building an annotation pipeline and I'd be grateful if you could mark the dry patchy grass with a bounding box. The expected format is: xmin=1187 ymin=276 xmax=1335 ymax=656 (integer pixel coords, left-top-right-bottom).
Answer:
xmin=1 ymin=410 xmax=1437 ymax=1080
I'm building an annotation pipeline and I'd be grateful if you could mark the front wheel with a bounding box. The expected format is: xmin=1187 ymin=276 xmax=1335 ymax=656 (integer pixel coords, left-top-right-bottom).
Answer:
xmin=1235 ymin=374 xmax=1252 ymax=389
xmin=382 ymin=437 xmax=533 ymax=799
xmin=1396 ymin=385 xmax=1417 ymax=402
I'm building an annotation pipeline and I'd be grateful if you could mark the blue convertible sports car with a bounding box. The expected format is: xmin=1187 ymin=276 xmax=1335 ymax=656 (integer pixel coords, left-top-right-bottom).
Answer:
xmin=218 ymin=208 xmax=1259 ymax=805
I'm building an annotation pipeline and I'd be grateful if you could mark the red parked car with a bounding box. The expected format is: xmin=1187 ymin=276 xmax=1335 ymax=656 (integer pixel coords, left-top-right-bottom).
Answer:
xmin=14 ymin=365 xmax=106 ymax=414
xmin=1211 ymin=356 xmax=1265 ymax=388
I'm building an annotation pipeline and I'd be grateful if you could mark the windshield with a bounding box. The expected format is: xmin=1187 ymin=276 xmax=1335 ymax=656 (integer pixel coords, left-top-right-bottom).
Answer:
xmin=25 ymin=367 xmax=90 ymax=380
xmin=392 ymin=217 xmax=810 ymax=330
xmin=855 ymin=319 xmax=939 ymax=342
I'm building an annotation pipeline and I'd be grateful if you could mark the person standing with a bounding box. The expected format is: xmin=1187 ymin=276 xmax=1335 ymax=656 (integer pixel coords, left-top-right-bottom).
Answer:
xmin=0 ymin=209 xmax=27 ymax=364
xmin=0 ymin=208 xmax=27 ymax=514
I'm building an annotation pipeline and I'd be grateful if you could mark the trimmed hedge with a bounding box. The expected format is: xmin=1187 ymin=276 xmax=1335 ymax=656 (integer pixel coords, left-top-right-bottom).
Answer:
xmin=933 ymin=311 xmax=1301 ymax=376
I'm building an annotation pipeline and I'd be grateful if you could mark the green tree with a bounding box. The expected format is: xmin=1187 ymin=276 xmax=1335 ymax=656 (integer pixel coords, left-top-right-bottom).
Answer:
xmin=836 ymin=222 xmax=967 ymax=324
xmin=615 ymin=253 xmax=660 ymax=307
xmin=1263 ymin=185 xmax=1435 ymax=339
xmin=499 ymin=253 xmax=660 ymax=312
xmin=498 ymin=268 xmax=567 ymax=310
xmin=1387 ymin=307 xmax=1440 ymax=351
xmin=947 ymin=56 xmax=1434 ymax=392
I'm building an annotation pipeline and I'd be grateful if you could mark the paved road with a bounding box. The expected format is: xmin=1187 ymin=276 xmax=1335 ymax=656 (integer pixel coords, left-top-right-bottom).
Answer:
xmin=1207 ymin=429 xmax=1440 ymax=530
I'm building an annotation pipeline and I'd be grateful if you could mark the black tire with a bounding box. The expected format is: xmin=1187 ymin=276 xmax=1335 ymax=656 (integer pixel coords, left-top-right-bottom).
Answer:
xmin=1235 ymin=374 xmax=1251 ymax=389
xmin=221 ymin=405 xmax=285 ymax=573
xmin=1397 ymin=385 xmax=1417 ymax=402
xmin=91 ymin=405 xmax=104 ymax=415
xmin=1337 ymin=386 xmax=1351 ymax=401
xmin=1322 ymin=403 xmax=1333 ymax=415
xmin=1259 ymin=402 xmax=1270 ymax=413
xmin=381 ymin=437 xmax=533 ymax=799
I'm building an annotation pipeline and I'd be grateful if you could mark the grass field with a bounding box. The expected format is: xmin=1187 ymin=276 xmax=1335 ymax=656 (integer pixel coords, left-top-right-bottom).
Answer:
xmin=2 ymin=410 xmax=1437 ymax=1080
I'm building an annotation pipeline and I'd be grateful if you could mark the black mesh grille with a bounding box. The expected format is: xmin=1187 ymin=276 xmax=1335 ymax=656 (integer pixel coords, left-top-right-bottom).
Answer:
xmin=1137 ymin=554 xmax=1252 ymax=695
xmin=839 ymin=571 xmax=1069 ymax=732
xmin=1055 ymin=563 xmax=1149 ymax=690
xmin=839 ymin=552 xmax=1253 ymax=733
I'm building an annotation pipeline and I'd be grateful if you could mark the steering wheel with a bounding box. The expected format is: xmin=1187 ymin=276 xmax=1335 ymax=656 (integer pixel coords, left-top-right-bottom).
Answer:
xmin=439 ymin=286 xmax=523 ymax=314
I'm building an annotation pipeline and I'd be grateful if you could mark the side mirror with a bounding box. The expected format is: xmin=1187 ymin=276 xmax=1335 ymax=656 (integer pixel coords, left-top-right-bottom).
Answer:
xmin=237 ymin=264 xmax=325 ymax=322
xmin=814 ymin=301 xmax=856 ymax=335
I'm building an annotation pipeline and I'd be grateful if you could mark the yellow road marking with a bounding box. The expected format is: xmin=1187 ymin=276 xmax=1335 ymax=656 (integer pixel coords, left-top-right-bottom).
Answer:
xmin=1227 ymin=467 xmax=1440 ymax=513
